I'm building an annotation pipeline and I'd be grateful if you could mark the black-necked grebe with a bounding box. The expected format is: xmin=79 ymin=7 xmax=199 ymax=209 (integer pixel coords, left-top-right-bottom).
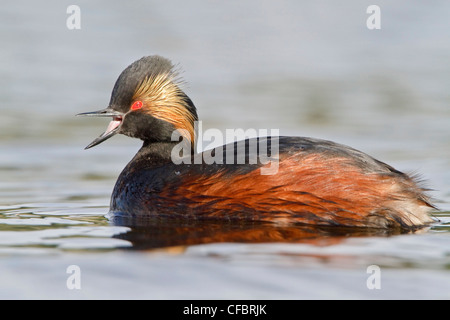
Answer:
xmin=78 ymin=55 xmax=435 ymax=230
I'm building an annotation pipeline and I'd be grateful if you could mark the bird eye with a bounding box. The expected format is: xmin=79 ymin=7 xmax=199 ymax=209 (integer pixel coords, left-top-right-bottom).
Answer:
xmin=131 ymin=100 xmax=143 ymax=111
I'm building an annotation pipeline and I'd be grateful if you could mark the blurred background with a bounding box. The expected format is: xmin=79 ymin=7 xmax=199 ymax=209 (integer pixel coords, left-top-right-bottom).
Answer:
xmin=0 ymin=0 xmax=449 ymax=299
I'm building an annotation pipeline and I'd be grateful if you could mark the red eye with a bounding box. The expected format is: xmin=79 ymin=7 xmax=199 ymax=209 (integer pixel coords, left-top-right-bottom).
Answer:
xmin=131 ymin=100 xmax=143 ymax=110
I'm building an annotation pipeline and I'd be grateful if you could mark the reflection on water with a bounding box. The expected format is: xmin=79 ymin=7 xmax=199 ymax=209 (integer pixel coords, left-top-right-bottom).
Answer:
xmin=0 ymin=201 xmax=449 ymax=299
xmin=2 ymin=203 xmax=443 ymax=253
xmin=111 ymin=216 xmax=409 ymax=251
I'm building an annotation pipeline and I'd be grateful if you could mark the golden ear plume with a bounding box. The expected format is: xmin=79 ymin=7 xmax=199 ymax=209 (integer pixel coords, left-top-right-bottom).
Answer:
xmin=132 ymin=71 xmax=196 ymax=145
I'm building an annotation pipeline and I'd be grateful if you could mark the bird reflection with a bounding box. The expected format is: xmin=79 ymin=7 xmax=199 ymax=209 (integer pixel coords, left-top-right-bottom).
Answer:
xmin=110 ymin=215 xmax=405 ymax=251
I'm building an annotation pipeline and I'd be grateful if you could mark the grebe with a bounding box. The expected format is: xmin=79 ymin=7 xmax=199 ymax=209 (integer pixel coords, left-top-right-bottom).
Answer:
xmin=78 ymin=56 xmax=435 ymax=230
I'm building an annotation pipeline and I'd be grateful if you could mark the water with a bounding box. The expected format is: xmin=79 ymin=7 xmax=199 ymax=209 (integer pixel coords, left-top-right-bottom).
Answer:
xmin=1 ymin=1 xmax=450 ymax=299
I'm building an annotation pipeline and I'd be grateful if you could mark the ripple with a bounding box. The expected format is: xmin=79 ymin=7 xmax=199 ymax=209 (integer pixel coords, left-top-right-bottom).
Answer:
xmin=0 ymin=203 xmax=131 ymax=252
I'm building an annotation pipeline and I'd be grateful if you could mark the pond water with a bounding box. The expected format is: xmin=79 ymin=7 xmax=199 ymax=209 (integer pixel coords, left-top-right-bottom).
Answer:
xmin=0 ymin=1 xmax=449 ymax=299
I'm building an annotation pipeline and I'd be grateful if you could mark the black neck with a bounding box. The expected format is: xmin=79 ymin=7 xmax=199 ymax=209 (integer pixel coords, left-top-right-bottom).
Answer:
xmin=135 ymin=141 xmax=179 ymax=165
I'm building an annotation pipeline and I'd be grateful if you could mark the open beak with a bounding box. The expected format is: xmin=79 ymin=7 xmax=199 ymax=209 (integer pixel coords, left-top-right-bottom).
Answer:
xmin=77 ymin=107 xmax=124 ymax=149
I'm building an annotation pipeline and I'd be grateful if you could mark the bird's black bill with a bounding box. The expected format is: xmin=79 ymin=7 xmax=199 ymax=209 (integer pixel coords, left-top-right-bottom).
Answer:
xmin=77 ymin=107 xmax=124 ymax=149
xmin=77 ymin=107 xmax=123 ymax=118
